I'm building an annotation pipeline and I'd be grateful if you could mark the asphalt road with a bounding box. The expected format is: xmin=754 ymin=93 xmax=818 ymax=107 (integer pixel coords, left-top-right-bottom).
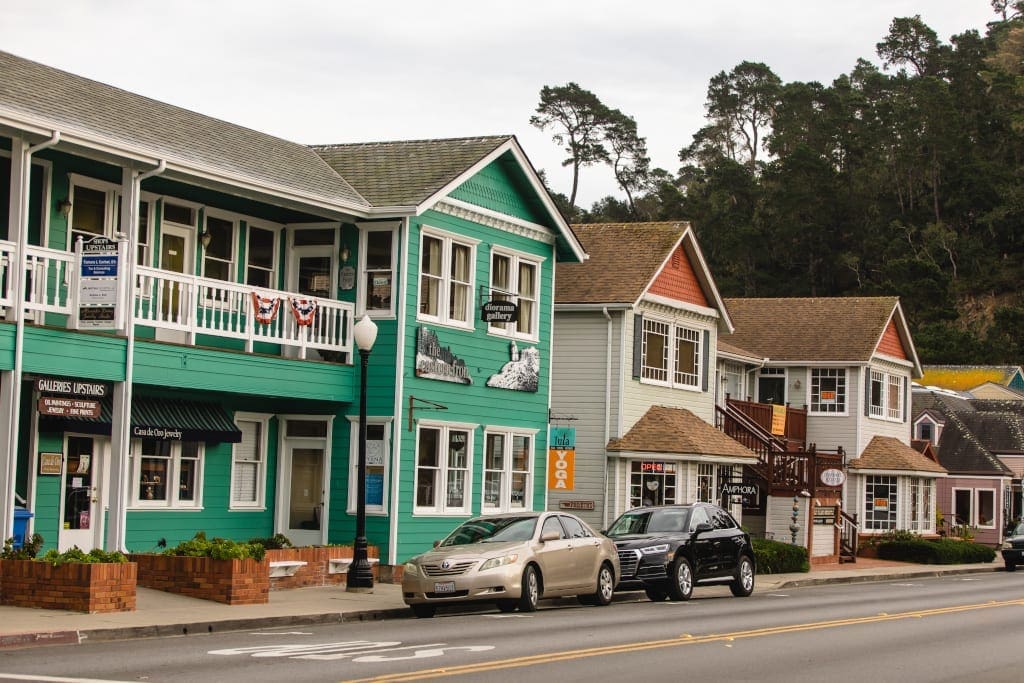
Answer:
xmin=1 ymin=572 xmax=1022 ymax=682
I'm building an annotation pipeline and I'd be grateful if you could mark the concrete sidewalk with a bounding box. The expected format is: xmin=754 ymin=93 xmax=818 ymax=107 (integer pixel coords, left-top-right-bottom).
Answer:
xmin=0 ymin=558 xmax=1003 ymax=649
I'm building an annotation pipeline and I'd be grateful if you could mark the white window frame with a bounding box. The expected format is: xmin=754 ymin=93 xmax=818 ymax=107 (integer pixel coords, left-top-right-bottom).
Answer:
xmin=481 ymin=427 xmax=537 ymax=513
xmin=908 ymin=477 xmax=934 ymax=532
xmin=976 ymin=488 xmax=997 ymax=529
xmin=629 ymin=460 xmax=678 ymax=508
xmin=129 ymin=439 xmax=204 ymax=509
xmin=488 ymin=247 xmax=543 ymax=342
xmin=417 ymin=226 xmax=478 ymax=329
xmin=230 ymin=412 xmax=271 ymax=510
xmin=869 ymin=368 xmax=905 ymax=422
xmin=346 ymin=416 xmax=393 ymax=515
xmin=202 ymin=209 xmax=238 ymax=283
xmin=864 ymin=475 xmax=897 ymax=531
xmin=67 ymin=174 xmax=120 ymax=250
xmin=696 ymin=463 xmax=716 ymax=503
xmin=413 ymin=420 xmax=476 ymax=515
xmin=640 ymin=316 xmax=703 ymax=391
xmin=914 ymin=414 xmax=941 ymax=444
xmin=244 ymin=221 xmax=279 ymax=289
xmin=809 ymin=368 xmax=847 ymax=415
xmin=357 ymin=222 xmax=399 ymax=318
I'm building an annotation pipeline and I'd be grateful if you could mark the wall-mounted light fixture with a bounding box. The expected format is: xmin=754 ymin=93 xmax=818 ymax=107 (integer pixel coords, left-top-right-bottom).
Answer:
xmin=339 ymin=243 xmax=351 ymax=263
xmin=57 ymin=198 xmax=72 ymax=219
xmin=793 ymin=379 xmax=802 ymax=390
xmin=199 ymin=230 xmax=213 ymax=249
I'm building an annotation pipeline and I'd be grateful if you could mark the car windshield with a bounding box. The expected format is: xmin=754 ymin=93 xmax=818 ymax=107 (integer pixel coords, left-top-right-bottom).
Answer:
xmin=1013 ymin=522 xmax=1024 ymax=537
xmin=439 ymin=516 xmax=538 ymax=546
xmin=606 ymin=508 xmax=691 ymax=537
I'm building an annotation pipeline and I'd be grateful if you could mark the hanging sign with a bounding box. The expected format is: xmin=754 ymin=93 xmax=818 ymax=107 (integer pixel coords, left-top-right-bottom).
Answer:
xmin=77 ymin=236 xmax=120 ymax=329
xmin=820 ymin=468 xmax=846 ymax=487
xmin=481 ymin=300 xmax=518 ymax=323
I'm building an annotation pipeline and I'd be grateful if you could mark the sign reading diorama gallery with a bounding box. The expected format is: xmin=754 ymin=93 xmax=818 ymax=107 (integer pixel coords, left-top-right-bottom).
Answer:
xmin=77 ymin=236 xmax=120 ymax=329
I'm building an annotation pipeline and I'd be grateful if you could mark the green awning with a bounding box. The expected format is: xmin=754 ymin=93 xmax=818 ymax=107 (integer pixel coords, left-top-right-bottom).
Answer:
xmin=39 ymin=396 xmax=242 ymax=443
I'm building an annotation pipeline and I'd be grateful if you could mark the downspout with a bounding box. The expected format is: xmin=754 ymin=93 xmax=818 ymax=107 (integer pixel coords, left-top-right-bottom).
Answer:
xmin=2 ymin=131 xmax=59 ymax=542
xmin=602 ymin=306 xmax=612 ymax=529
xmin=107 ymin=159 xmax=165 ymax=552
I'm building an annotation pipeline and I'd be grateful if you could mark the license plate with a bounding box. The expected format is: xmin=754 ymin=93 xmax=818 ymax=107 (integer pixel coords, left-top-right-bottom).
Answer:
xmin=434 ymin=581 xmax=456 ymax=594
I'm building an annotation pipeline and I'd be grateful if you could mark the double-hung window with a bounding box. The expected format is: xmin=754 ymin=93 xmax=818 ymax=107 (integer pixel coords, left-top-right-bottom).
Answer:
xmin=414 ymin=423 xmax=474 ymax=514
xmin=132 ymin=439 xmax=203 ymax=509
xmin=869 ymin=369 xmax=905 ymax=420
xmin=418 ymin=229 xmax=475 ymax=328
xmin=245 ymin=224 xmax=277 ymax=288
xmin=359 ymin=224 xmax=397 ymax=316
xmin=641 ymin=317 xmax=703 ymax=389
xmin=230 ymin=414 xmax=270 ymax=509
xmin=810 ymin=368 xmax=847 ymax=414
xmin=489 ymin=250 xmax=541 ymax=340
xmin=483 ymin=429 xmax=534 ymax=512
xmin=203 ymin=213 xmax=235 ymax=283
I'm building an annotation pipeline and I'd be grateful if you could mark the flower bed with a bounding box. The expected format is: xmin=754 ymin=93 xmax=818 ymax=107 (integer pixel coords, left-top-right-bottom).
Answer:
xmin=132 ymin=554 xmax=269 ymax=605
xmin=0 ymin=559 xmax=137 ymax=613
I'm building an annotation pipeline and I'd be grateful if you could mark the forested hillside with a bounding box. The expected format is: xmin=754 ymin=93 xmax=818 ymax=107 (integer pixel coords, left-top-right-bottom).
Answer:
xmin=535 ymin=3 xmax=1024 ymax=365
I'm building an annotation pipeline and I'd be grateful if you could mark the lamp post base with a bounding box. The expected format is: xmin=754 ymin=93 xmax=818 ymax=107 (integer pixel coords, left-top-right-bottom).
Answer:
xmin=346 ymin=536 xmax=375 ymax=592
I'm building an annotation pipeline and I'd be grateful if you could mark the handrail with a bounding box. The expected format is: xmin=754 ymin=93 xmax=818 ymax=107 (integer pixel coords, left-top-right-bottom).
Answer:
xmin=839 ymin=509 xmax=859 ymax=561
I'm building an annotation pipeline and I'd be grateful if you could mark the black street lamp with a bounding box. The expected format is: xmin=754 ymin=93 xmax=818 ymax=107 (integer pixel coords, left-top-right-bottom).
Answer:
xmin=347 ymin=314 xmax=378 ymax=592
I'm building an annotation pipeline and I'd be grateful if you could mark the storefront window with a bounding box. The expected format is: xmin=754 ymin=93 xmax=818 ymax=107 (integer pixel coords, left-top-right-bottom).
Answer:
xmin=865 ymin=475 xmax=897 ymax=530
xmin=415 ymin=423 xmax=472 ymax=514
xmin=483 ymin=430 xmax=534 ymax=512
xmin=630 ymin=460 xmax=677 ymax=508
xmin=133 ymin=439 xmax=204 ymax=508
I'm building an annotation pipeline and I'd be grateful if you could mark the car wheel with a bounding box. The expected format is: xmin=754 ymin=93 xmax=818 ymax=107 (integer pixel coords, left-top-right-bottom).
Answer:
xmin=410 ymin=604 xmax=436 ymax=619
xmin=730 ymin=555 xmax=755 ymax=597
xmin=667 ymin=556 xmax=694 ymax=601
xmin=589 ymin=563 xmax=615 ymax=606
xmin=1006 ymin=561 xmax=1017 ymax=572
xmin=644 ymin=586 xmax=668 ymax=602
xmin=518 ymin=565 xmax=540 ymax=612
xmin=497 ymin=599 xmax=518 ymax=612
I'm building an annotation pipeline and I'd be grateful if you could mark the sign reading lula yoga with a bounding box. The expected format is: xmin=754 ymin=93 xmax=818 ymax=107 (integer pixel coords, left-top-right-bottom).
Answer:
xmin=77 ymin=235 xmax=120 ymax=329
xmin=547 ymin=427 xmax=576 ymax=492
xmin=415 ymin=327 xmax=472 ymax=384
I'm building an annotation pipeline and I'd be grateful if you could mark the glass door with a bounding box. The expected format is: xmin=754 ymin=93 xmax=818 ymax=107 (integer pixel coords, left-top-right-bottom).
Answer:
xmin=282 ymin=442 xmax=327 ymax=546
xmin=59 ymin=436 xmax=103 ymax=551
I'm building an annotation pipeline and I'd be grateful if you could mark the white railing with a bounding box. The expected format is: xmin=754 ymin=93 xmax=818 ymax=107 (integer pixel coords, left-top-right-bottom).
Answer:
xmin=0 ymin=240 xmax=353 ymax=360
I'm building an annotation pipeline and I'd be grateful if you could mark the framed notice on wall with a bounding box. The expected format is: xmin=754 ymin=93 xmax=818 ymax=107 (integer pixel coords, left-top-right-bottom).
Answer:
xmin=39 ymin=452 xmax=63 ymax=475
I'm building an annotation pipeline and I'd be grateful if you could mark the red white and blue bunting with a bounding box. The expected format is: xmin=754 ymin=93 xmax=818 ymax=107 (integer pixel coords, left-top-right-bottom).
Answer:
xmin=289 ymin=298 xmax=318 ymax=327
xmin=250 ymin=292 xmax=280 ymax=325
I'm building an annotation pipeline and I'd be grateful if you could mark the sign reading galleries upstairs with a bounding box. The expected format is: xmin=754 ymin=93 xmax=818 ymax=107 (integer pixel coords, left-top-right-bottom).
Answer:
xmin=648 ymin=243 xmax=708 ymax=308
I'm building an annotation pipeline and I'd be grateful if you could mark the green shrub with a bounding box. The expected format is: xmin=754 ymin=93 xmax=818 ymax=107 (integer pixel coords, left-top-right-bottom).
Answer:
xmin=164 ymin=531 xmax=266 ymax=561
xmin=876 ymin=538 xmax=996 ymax=564
xmin=752 ymin=537 xmax=810 ymax=574
xmin=248 ymin=534 xmax=293 ymax=550
xmin=1 ymin=533 xmax=44 ymax=560
xmin=39 ymin=546 xmax=128 ymax=566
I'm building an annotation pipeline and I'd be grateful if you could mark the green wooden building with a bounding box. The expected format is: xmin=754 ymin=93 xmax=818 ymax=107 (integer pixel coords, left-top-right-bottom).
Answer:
xmin=0 ymin=50 xmax=584 ymax=568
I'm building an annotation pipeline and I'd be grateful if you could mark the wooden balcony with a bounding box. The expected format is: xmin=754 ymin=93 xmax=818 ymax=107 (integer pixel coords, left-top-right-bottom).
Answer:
xmin=725 ymin=397 xmax=807 ymax=448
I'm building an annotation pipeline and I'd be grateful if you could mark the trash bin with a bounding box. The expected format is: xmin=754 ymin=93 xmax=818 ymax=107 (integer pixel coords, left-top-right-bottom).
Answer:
xmin=12 ymin=507 xmax=33 ymax=549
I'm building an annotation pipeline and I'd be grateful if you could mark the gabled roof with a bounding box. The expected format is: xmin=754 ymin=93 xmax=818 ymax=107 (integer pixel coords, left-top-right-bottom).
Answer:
xmin=920 ymin=366 xmax=1024 ymax=392
xmin=555 ymin=222 xmax=731 ymax=328
xmin=911 ymin=389 xmax=1015 ymax=475
xmin=0 ymin=50 xmax=367 ymax=211
xmin=847 ymin=436 xmax=947 ymax=474
xmin=606 ymin=405 xmax=756 ymax=460
xmin=721 ymin=296 xmax=921 ymax=375
xmin=717 ymin=338 xmax=763 ymax=364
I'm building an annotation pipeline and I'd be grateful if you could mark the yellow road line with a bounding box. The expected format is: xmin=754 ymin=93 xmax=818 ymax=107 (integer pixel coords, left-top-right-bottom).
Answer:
xmin=342 ymin=598 xmax=1024 ymax=682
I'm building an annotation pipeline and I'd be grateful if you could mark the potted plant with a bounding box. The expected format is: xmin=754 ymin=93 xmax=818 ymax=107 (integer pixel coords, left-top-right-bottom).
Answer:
xmin=0 ymin=534 xmax=136 ymax=613
xmin=131 ymin=532 xmax=269 ymax=605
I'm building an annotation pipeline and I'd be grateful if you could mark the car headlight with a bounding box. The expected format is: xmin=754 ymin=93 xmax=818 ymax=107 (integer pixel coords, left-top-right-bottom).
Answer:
xmin=640 ymin=544 xmax=671 ymax=555
xmin=403 ymin=562 xmax=421 ymax=577
xmin=480 ymin=553 xmax=519 ymax=571
xmin=1002 ymin=541 xmax=1013 ymax=550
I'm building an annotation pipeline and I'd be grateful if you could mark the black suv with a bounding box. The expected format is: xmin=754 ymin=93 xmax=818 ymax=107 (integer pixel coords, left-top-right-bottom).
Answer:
xmin=1002 ymin=521 xmax=1024 ymax=571
xmin=605 ymin=503 xmax=755 ymax=601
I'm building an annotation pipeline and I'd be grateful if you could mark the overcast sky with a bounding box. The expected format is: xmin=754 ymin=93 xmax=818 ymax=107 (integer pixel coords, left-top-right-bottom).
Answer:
xmin=0 ymin=1 xmax=1000 ymax=207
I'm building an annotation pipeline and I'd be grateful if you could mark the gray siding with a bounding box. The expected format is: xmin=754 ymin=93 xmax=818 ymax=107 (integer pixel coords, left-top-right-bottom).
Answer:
xmin=804 ymin=365 xmax=859 ymax=456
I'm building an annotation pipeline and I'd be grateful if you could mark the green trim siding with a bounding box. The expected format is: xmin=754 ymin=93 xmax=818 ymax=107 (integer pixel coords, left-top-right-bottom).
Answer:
xmin=448 ymin=156 xmax=551 ymax=227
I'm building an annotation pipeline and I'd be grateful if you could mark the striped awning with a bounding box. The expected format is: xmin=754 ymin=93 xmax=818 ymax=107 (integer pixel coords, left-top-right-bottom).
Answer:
xmin=40 ymin=396 xmax=242 ymax=443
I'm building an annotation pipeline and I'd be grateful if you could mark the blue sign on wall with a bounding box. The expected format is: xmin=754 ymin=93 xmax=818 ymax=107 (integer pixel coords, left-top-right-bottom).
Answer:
xmin=550 ymin=427 xmax=576 ymax=449
xmin=366 ymin=473 xmax=384 ymax=507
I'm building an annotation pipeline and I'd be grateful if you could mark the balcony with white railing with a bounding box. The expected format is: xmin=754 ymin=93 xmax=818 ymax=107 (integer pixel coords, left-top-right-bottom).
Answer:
xmin=0 ymin=240 xmax=355 ymax=362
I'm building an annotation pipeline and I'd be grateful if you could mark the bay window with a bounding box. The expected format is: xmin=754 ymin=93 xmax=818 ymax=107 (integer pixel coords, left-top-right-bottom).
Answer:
xmin=865 ymin=475 xmax=897 ymax=530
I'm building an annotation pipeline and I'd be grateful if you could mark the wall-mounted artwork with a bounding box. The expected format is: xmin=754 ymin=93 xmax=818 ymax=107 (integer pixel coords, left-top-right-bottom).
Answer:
xmin=487 ymin=341 xmax=539 ymax=392
xmin=415 ymin=327 xmax=472 ymax=384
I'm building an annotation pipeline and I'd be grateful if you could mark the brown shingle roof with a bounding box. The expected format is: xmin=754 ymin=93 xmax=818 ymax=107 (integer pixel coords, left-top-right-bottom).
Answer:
xmin=848 ymin=436 xmax=947 ymax=473
xmin=312 ymin=136 xmax=510 ymax=207
xmin=0 ymin=50 xmax=367 ymax=208
xmin=555 ymin=222 xmax=688 ymax=304
xmin=607 ymin=406 xmax=757 ymax=459
xmin=722 ymin=296 xmax=898 ymax=362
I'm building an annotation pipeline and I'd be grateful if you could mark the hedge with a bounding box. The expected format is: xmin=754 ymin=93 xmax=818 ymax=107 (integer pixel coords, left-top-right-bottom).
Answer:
xmin=876 ymin=538 xmax=996 ymax=564
xmin=752 ymin=538 xmax=810 ymax=574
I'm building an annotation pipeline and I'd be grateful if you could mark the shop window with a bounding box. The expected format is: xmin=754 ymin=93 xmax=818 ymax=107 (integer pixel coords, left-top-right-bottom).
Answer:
xmin=418 ymin=228 xmax=476 ymax=328
xmin=865 ymin=475 xmax=897 ymax=530
xmin=909 ymin=477 xmax=934 ymax=532
xmin=414 ymin=423 xmax=473 ymax=514
xmin=483 ymin=429 xmax=534 ymax=512
xmin=489 ymin=250 xmax=541 ymax=341
xmin=360 ymin=225 xmax=397 ymax=316
xmin=630 ymin=460 xmax=677 ymax=508
xmin=131 ymin=439 xmax=204 ymax=509
xmin=231 ymin=414 xmax=270 ymax=509
xmin=810 ymin=368 xmax=846 ymax=414
xmin=348 ymin=419 xmax=392 ymax=515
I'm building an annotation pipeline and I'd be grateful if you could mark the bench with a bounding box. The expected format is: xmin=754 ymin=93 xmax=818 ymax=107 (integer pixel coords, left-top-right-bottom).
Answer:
xmin=268 ymin=560 xmax=307 ymax=578
xmin=328 ymin=557 xmax=379 ymax=574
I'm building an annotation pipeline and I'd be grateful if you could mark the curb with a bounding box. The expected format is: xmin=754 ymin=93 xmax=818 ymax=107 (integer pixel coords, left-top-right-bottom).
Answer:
xmin=773 ymin=565 xmax=999 ymax=590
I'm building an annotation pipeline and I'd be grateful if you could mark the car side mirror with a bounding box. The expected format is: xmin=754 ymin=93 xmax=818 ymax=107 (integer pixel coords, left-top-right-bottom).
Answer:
xmin=693 ymin=523 xmax=713 ymax=535
xmin=540 ymin=530 xmax=561 ymax=542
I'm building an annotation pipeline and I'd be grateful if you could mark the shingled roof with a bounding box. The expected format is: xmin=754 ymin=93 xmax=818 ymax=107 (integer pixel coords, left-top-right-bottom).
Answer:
xmin=606 ymin=405 xmax=757 ymax=460
xmin=312 ymin=136 xmax=511 ymax=208
xmin=722 ymin=296 xmax=905 ymax=364
xmin=847 ymin=436 xmax=947 ymax=474
xmin=556 ymin=222 xmax=690 ymax=305
xmin=0 ymin=50 xmax=367 ymax=209
xmin=911 ymin=389 xmax=1014 ymax=475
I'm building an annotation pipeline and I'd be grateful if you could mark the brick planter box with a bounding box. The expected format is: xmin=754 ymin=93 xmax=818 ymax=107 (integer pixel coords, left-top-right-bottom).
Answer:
xmin=265 ymin=546 xmax=380 ymax=590
xmin=0 ymin=559 xmax=137 ymax=613
xmin=131 ymin=554 xmax=269 ymax=605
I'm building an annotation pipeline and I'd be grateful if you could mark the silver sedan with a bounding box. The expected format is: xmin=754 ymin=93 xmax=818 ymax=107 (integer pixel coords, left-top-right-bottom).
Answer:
xmin=402 ymin=511 xmax=619 ymax=618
